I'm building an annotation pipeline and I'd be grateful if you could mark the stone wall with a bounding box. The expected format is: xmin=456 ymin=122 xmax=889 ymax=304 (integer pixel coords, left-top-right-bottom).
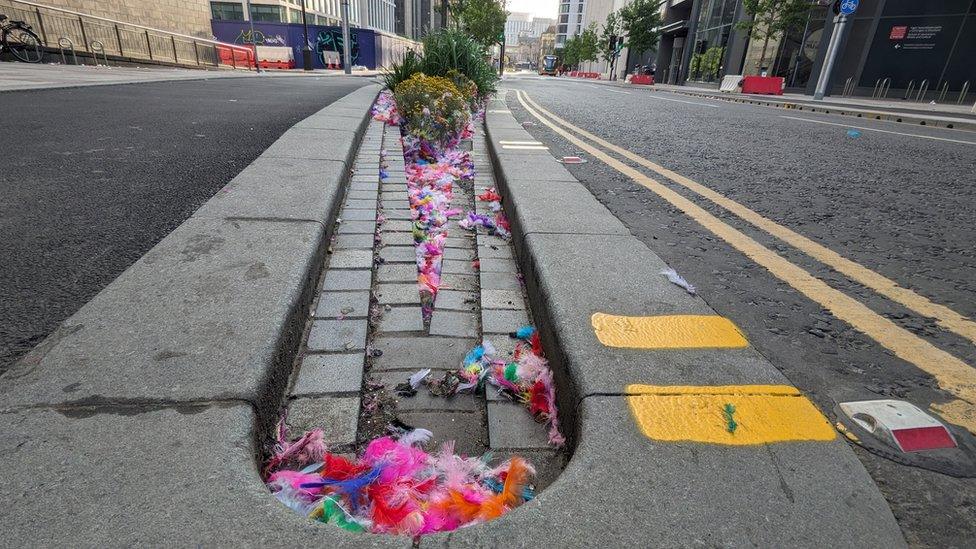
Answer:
xmin=41 ymin=0 xmax=213 ymax=38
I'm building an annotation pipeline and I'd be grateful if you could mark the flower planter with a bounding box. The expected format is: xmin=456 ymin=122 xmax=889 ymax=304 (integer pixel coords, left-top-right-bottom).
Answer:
xmin=741 ymin=75 xmax=784 ymax=95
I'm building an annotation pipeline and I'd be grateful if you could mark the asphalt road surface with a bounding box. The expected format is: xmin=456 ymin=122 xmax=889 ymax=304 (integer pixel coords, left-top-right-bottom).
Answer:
xmin=503 ymin=74 xmax=976 ymax=547
xmin=0 ymin=75 xmax=369 ymax=371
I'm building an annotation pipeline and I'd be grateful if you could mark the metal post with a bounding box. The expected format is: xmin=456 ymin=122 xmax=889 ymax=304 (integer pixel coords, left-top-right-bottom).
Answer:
xmin=300 ymin=0 xmax=313 ymax=70
xmin=145 ymin=30 xmax=153 ymax=60
xmin=813 ymin=14 xmax=848 ymax=100
xmin=340 ymin=0 xmax=352 ymax=74
xmin=245 ymin=0 xmax=261 ymax=73
xmin=171 ymin=35 xmax=178 ymax=62
xmin=78 ymin=16 xmax=89 ymax=52
xmin=193 ymin=41 xmax=200 ymax=65
xmin=34 ymin=8 xmax=47 ymax=45
xmin=114 ymin=24 xmax=123 ymax=56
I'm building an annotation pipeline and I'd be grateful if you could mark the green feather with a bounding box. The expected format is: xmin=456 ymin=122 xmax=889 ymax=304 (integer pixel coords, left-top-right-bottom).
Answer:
xmin=723 ymin=403 xmax=738 ymax=434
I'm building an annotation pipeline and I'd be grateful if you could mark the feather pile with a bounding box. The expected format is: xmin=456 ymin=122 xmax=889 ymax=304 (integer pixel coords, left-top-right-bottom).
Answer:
xmin=392 ymin=100 xmax=477 ymax=319
xmin=371 ymin=90 xmax=401 ymax=125
xmin=266 ymin=424 xmax=537 ymax=537
xmin=458 ymin=187 xmax=511 ymax=239
xmin=428 ymin=327 xmax=565 ymax=447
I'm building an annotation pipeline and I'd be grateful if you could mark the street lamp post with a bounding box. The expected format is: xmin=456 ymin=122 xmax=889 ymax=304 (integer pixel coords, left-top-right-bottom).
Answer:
xmin=340 ymin=0 xmax=352 ymax=74
xmin=299 ymin=0 xmax=313 ymax=70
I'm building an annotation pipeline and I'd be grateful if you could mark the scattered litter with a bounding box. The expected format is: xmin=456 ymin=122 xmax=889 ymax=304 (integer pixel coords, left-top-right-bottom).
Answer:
xmin=846 ymin=129 xmax=862 ymax=138
xmin=370 ymin=90 xmax=401 ymax=125
xmin=425 ymin=327 xmax=564 ymax=447
xmin=521 ymin=121 xmax=535 ymax=127
xmin=265 ymin=422 xmax=537 ymax=537
xmin=661 ymin=267 xmax=696 ymax=295
xmin=395 ymin=368 xmax=432 ymax=397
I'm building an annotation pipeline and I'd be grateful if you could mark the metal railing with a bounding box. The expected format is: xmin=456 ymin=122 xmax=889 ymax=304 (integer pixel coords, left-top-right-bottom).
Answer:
xmin=0 ymin=0 xmax=253 ymax=69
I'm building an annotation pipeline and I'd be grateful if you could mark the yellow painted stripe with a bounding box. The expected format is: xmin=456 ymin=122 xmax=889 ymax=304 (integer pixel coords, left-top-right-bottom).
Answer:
xmin=516 ymin=90 xmax=976 ymax=433
xmin=626 ymin=384 xmax=837 ymax=444
xmin=591 ymin=313 xmax=748 ymax=349
xmin=519 ymin=91 xmax=976 ymax=347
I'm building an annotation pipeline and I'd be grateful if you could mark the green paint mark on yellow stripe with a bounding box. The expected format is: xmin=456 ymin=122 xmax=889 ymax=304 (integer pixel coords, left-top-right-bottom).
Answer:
xmin=591 ymin=313 xmax=749 ymax=349
xmin=626 ymin=384 xmax=836 ymax=445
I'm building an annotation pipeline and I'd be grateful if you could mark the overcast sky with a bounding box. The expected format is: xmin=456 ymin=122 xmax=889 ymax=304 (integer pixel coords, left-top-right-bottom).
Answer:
xmin=507 ymin=0 xmax=558 ymax=19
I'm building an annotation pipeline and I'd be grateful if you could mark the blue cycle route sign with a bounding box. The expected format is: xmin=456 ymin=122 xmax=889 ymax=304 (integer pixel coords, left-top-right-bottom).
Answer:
xmin=840 ymin=0 xmax=859 ymax=15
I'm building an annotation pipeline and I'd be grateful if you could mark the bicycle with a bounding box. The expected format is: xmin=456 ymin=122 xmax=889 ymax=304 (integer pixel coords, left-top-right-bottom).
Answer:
xmin=1 ymin=14 xmax=43 ymax=63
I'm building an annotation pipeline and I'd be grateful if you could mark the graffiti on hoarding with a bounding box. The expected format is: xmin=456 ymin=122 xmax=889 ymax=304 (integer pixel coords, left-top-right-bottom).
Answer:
xmin=235 ymin=29 xmax=286 ymax=46
xmin=316 ymin=29 xmax=359 ymax=65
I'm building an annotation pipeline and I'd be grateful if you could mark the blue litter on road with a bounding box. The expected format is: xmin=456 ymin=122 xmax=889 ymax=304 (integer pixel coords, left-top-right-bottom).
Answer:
xmin=847 ymin=129 xmax=862 ymax=138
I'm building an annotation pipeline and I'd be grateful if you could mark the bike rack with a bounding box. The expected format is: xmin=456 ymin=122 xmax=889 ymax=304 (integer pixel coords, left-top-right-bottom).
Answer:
xmin=957 ymin=81 xmax=970 ymax=105
xmin=842 ymin=77 xmax=856 ymax=97
xmin=915 ymin=79 xmax=929 ymax=102
xmin=936 ymin=80 xmax=949 ymax=103
xmin=871 ymin=77 xmax=890 ymax=99
xmin=90 ymin=39 xmax=108 ymax=65
xmin=57 ymin=36 xmax=77 ymax=65
xmin=904 ymin=80 xmax=915 ymax=100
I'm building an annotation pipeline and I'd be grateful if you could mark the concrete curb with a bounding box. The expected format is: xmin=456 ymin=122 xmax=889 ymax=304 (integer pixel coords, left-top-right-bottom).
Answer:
xmin=417 ymin=93 xmax=908 ymax=547
xmin=0 ymin=83 xmax=408 ymax=546
xmin=628 ymin=83 xmax=976 ymax=131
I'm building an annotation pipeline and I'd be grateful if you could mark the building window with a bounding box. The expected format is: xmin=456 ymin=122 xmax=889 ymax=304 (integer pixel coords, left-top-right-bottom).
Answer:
xmin=250 ymin=5 xmax=283 ymax=22
xmin=689 ymin=0 xmax=738 ymax=82
xmin=211 ymin=1 xmax=244 ymax=21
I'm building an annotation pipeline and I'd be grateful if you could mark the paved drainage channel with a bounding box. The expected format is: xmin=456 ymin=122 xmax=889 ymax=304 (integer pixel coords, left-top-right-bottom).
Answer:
xmin=278 ymin=117 xmax=567 ymax=523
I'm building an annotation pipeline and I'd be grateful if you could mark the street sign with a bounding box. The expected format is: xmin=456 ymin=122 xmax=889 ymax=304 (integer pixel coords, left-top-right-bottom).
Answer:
xmin=839 ymin=0 xmax=858 ymax=15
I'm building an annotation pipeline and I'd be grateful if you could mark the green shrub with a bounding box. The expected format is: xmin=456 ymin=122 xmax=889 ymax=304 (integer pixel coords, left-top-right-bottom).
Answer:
xmin=394 ymin=73 xmax=471 ymax=144
xmin=382 ymin=49 xmax=423 ymax=91
xmin=445 ymin=69 xmax=478 ymax=108
xmin=419 ymin=29 xmax=497 ymax=96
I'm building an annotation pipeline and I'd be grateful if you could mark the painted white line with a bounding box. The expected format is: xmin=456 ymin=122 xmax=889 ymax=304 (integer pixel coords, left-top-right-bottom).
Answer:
xmin=498 ymin=140 xmax=544 ymax=145
xmin=502 ymin=145 xmax=549 ymax=150
xmin=781 ymin=115 xmax=976 ymax=145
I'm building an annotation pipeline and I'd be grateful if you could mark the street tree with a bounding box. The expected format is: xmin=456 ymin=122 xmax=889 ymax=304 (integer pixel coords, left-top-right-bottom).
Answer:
xmin=578 ymin=22 xmax=600 ymax=71
xmin=599 ymin=10 xmax=621 ymax=64
xmin=561 ymin=35 xmax=581 ymax=70
xmin=737 ymin=0 xmax=812 ymax=72
xmin=619 ymin=0 xmax=662 ymax=59
xmin=447 ymin=0 xmax=508 ymax=50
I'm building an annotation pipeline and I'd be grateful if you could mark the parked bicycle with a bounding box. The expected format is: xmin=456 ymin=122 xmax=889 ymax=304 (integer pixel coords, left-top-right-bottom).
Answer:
xmin=1 ymin=14 xmax=43 ymax=63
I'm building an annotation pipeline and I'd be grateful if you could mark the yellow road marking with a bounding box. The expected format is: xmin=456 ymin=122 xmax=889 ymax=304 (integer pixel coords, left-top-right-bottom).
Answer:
xmin=516 ymin=90 xmax=976 ymax=432
xmin=626 ymin=384 xmax=837 ymax=444
xmin=519 ymin=91 xmax=976 ymax=347
xmin=781 ymin=115 xmax=976 ymax=146
xmin=591 ymin=313 xmax=748 ymax=349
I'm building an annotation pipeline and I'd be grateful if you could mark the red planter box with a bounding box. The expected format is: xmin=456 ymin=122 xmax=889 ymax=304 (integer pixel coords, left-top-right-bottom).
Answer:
xmin=741 ymin=76 xmax=784 ymax=95
xmin=631 ymin=74 xmax=654 ymax=85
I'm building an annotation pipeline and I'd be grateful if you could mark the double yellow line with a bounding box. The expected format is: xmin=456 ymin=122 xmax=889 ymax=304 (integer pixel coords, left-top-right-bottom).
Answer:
xmin=513 ymin=89 xmax=976 ymax=432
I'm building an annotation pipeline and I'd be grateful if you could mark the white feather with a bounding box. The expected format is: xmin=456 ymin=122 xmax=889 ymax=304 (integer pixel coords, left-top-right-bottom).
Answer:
xmin=661 ymin=268 xmax=696 ymax=295
xmin=398 ymin=428 xmax=433 ymax=447
xmin=409 ymin=368 xmax=432 ymax=389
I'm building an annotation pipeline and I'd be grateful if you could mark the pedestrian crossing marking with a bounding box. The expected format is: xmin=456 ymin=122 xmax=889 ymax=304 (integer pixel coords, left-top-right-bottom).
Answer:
xmin=591 ymin=313 xmax=748 ymax=349
xmin=626 ymin=384 xmax=836 ymax=444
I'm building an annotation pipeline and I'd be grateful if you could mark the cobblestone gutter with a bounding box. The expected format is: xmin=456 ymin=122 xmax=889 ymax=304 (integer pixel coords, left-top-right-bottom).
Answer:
xmin=278 ymin=115 xmax=567 ymax=496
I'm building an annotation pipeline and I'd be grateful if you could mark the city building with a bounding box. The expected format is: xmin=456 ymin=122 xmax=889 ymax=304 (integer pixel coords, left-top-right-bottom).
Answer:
xmin=39 ymin=0 xmax=214 ymax=37
xmin=209 ymin=1 xmax=397 ymax=34
xmin=656 ymin=0 xmax=974 ymax=99
xmin=574 ymin=0 xmax=974 ymax=100
xmin=397 ymin=0 xmax=448 ymax=39
xmin=505 ymin=12 xmax=556 ymax=47
xmin=556 ymin=0 xmax=587 ymax=48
